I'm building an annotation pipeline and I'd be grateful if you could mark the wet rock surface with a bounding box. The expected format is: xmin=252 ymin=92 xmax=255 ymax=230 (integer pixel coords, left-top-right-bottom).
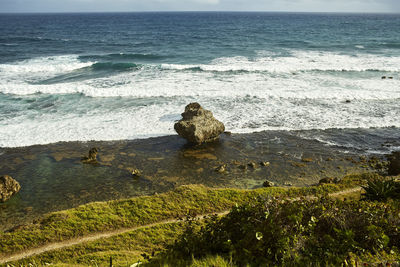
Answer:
xmin=0 ymin=130 xmax=380 ymax=231
xmin=0 ymin=175 xmax=21 ymax=203
xmin=174 ymin=103 xmax=225 ymax=144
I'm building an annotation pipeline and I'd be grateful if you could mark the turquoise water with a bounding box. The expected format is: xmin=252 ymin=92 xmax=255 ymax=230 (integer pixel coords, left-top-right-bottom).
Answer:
xmin=0 ymin=12 xmax=399 ymax=149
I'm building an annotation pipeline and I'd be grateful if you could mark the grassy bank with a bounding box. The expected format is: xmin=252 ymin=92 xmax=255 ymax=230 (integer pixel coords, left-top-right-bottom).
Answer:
xmin=0 ymin=173 xmax=371 ymax=266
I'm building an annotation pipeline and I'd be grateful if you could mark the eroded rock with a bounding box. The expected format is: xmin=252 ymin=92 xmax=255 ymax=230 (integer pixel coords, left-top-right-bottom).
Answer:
xmin=0 ymin=175 xmax=21 ymax=202
xmin=263 ymin=180 xmax=275 ymax=187
xmin=215 ymin=164 xmax=227 ymax=173
xmin=81 ymin=148 xmax=98 ymax=164
xmin=174 ymin=103 xmax=225 ymax=144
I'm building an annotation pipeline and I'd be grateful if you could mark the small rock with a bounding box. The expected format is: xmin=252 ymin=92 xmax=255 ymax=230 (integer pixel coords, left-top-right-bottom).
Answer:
xmin=345 ymin=100 xmax=351 ymax=103
xmin=248 ymin=162 xmax=257 ymax=168
xmin=389 ymin=77 xmax=393 ymax=79
xmin=382 ymin=76 xmax=387 ymax=79
xmin=174 ymin=102 xmax=225 ymax=144
xmin=263 ymin=180 xmax=275 ymax=187
xmin=215 ymin=164 xmax=227 ymax=173
xmin=260 ymin=161 xmax=270 ymax=167
xmin=301 ymin=157 xmax=313 ymax=163
xmin=0 ymin=175 xmax=21 ymax=202
xmin=238 ymin=164 xmax=248 ymax=170
xmin=291 ymin=162 xmax=306 ymax=168
xmin=318 ymin=177 xmax=335 ymax=184
xmin=81 ymin=148 xmax=98 ymax=164
xmin=131 ymin=168 xmax=141 ymax=177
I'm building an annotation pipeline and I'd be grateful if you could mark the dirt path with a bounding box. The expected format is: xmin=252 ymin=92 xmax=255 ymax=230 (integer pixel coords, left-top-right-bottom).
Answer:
xmin=0 ymin=211 xmax=229 ymax=264
xmin=0 ymin=187 xmax=362 ymax=264
xmin=328 ymin=187 xmax=362 ymax=198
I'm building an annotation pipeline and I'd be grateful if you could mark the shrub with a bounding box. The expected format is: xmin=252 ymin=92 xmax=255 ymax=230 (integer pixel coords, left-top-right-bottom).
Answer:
xmin=165 ymin=197 xmax=400 ymax=266
xmin=362 ymin=178 xmax=400 ymax=201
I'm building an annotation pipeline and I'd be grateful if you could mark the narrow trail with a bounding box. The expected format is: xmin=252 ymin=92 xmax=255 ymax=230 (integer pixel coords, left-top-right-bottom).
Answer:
xmin=0 ymin=187 xmax=362 ymax=264
xmin=0 ymin=211 xmax=229 ymax=264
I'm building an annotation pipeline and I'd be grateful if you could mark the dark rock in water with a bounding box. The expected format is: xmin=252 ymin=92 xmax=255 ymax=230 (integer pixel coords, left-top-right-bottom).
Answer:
xmin=388 ymin=151 xmax=400 ymax=175
xmin=81 ymin=147 xmax=98 ymax=164
xmin=382 ymin=76 xmax=387 ymax=79
xmin=174 ymin=103 xmax=225 ymax=144
xmin=215 ymin=164 xmax=227 ymax=173
xmin=260 ymin=161 xmax=270 ymax=167
xmin=0 ymin=175 xmax=21 ymax=202
xmin=301 ymin=157 xmax=313 ymax=163
xmin=263 ymin=180 xmax=275 ymax=187
xmin=248 ymin=162 xmax=257 ymax=168
xmin=389 ymin=77 xmax=394 ymax=79
xmin=238 ymin=164 xmax=248 ymax=171
xmin=130 ymin=168 xmax=141 ymax=177
xmin=318 ymin=177 xmax=335 ymax=184
xmin=345 ymin=100 xmax=351 ymax=103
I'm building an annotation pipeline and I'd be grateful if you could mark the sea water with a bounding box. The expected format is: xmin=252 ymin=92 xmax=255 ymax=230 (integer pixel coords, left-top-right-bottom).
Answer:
xmin=0 ymin=12 xmax=400 ymax=150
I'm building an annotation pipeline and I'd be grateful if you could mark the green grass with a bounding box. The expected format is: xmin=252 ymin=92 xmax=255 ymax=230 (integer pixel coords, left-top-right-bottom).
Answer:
xmin=8 ymin=222 xmax=184 ymax=267
xmin=0 ymin=173 xmax=372 ymax=266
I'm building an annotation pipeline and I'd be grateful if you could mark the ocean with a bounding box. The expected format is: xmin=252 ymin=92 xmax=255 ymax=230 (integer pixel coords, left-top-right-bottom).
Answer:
xmin=1 ymin=12 xmax=400 ymax=152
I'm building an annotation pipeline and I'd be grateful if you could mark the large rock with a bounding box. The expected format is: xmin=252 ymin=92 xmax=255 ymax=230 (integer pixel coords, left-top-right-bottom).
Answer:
xmin=174 ymin=103 xmax=225 ymax=144
xmin=0 ymin=175 xmax=21 ymax=202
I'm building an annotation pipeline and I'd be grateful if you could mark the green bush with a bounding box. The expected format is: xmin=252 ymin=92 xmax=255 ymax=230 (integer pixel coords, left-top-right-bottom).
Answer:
xmin=362 ymin=178 xmax=400 ymax=201
xmin=163 ymin=197 xmax=400 ymax=266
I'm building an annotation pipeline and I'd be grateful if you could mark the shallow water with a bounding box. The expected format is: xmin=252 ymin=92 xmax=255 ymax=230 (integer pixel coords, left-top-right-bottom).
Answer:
xmin=0 ymin=129 xmax=385 ymax=231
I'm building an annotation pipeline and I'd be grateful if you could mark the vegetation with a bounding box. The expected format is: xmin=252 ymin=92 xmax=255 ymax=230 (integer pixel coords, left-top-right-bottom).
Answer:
xmin=1 ymin=175 xmax=359 ymax=258
xmin=153 ymin=195 xmax=400 ymax=266
xmin=362 ymin=177 xmax=400 ymax=201
xmin=2 ymin=172 xmax=390 ymax=266
xmin=8 ymin=222 xmax=184 ymax=267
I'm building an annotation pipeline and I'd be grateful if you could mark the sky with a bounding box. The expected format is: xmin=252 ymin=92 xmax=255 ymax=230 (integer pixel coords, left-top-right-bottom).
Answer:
xmin=0 ymin=0 xmax=399 ymax=13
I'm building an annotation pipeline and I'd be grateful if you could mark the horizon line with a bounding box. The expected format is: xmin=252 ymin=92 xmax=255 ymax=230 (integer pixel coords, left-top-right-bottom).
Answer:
xmin=1 ymin=10 xmax=399 ymax=15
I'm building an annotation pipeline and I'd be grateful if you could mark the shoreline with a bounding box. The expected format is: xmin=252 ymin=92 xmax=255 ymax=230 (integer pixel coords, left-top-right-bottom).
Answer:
xmin=1 ymin=126 xmax=399 ymax=152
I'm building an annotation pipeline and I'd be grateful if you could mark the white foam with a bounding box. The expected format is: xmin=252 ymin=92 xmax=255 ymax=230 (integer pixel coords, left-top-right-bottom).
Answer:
xmin=1 ymin=51 xmax=400 ymax=147
xmin=0 ymin=55 xmax=93 ymax=84
xmin=162 ymin=51 xmax=400 ymax=73
xmin=0 ymin=104 xmax=180 ymax=147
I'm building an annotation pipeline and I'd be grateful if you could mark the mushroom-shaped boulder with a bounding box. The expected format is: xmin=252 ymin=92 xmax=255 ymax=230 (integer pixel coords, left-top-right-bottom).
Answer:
xmin=174 ymin=103 xmax=225 ymax=144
